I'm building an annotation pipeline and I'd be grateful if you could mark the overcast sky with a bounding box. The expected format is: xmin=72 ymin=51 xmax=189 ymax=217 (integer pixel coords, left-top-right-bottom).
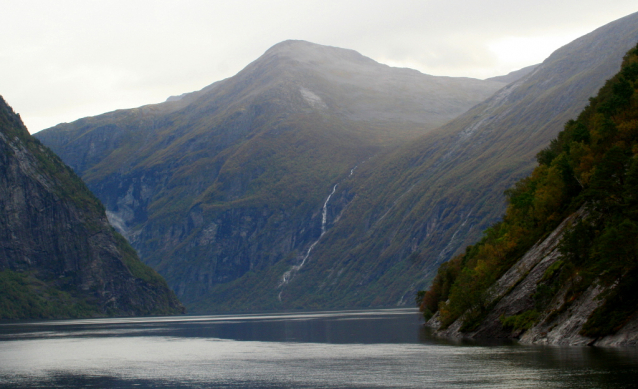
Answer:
xmin=2 ymin=1 xmax=636 ymax=133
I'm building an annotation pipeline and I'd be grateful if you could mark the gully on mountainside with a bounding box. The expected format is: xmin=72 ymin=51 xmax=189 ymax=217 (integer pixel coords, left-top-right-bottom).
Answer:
xmin=278 ymin=164 xmax=361 ymax=300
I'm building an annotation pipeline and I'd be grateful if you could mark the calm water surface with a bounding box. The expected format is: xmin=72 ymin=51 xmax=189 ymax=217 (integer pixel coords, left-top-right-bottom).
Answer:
xmin=0 ymin=308 xmax=637 ymax=388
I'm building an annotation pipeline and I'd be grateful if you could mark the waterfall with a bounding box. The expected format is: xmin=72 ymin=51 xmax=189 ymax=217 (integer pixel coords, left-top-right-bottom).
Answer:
xmin=278 ymin=163 xmax=362 ymax=301
xmin=320 ymin=184 xmax=337 ymax=234
xmin=278 ymin=184 xmax=337 ymax=294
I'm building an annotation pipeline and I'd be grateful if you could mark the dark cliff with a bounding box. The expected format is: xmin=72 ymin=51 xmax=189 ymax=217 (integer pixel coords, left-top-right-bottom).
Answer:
xmin=0 ymin=96 xmax=184 ymax=319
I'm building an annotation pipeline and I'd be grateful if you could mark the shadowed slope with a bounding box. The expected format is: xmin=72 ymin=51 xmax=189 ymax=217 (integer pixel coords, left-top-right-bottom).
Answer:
xmin=0 ymin=96 xmax=184 ymax=318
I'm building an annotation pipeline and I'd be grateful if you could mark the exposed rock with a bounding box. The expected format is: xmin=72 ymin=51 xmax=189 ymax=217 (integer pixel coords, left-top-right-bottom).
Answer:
xmin=427 ymin=207 xmax=636 ymax=346
xmin=0 ymin=96 xmax=184 ymax=318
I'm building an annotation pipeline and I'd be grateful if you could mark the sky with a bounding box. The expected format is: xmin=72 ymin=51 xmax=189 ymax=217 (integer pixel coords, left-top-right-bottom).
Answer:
xmin=1 ymin=1 xmax=637 ymax=133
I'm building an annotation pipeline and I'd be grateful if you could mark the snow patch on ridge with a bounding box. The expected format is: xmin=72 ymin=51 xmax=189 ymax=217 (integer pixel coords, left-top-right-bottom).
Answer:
xmin=300 ymin=87 xmax=328 ymax=110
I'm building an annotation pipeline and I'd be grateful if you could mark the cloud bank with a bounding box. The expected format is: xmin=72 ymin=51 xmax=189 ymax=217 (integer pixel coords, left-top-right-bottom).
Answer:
xmin=1 ymin=0 xmax=636 ymax=132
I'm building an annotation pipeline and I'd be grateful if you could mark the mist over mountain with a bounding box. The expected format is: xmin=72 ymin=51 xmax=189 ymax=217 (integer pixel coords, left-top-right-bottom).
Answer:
xmin=281 ymin=11 xmax=638 ymax=310
xmin=36 ymin=40 xmax=507 ymax=312
xmin=0 ymin=96 xmax=183 ymax=318
xmin=35 ymin=10 xmax=638 ymax=313
xmin=485 ymin=64 xmax=538 ymax=84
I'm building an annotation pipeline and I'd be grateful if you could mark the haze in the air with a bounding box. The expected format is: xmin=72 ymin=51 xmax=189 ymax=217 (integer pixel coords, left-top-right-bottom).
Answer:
xmin=1 ymin=0 xmax=636 ymax=133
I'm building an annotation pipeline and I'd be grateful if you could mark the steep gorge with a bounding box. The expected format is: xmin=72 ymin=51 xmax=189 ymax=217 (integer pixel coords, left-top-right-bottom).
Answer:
xmin=35 ymin=12 xmax=638 ymax=313
xmin=281 ymin=12 xmax=638 ymax=310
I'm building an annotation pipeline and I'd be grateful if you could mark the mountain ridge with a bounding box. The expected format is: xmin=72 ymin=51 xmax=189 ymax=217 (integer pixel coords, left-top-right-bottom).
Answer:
xmin=423 ymin=41 xmax=638 ymax=346
xmin=34 ymin=8 xmax=638 ymax=312
xmin=35 ymin=40 xmax=509 ymax=312
xmin=262 ymin=11 xmax=638 ymax=310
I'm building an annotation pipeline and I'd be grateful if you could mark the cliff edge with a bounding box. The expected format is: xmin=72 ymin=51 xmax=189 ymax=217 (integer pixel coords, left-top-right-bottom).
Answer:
xmin=0 ymin=96 xmax=184 ymax=318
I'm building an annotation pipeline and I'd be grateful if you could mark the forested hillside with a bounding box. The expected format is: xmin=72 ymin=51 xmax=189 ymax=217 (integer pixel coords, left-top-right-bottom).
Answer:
xmin=421 ymin=41 xmax=638 ymax=344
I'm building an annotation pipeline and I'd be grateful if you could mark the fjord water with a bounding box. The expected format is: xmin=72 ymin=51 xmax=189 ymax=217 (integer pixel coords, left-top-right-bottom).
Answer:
xmin=0 ymin=309 xmax=637 ymax=388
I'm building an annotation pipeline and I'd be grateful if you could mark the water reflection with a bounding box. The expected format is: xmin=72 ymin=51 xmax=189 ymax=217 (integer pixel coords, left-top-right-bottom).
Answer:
xmin=0 ymin=308 xmax=424 ymax=344
xmin=0 ymin=308 xmax=637 ymax=388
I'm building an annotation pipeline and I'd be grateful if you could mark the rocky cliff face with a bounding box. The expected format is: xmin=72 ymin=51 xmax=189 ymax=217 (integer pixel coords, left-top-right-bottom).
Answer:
xmin=427 ymin=207 xmax=638 ymax=347
xmin=34 ymin=13 xmax=638 ymax=313
xmin=0 ymin=96 xmax=184 ymax=318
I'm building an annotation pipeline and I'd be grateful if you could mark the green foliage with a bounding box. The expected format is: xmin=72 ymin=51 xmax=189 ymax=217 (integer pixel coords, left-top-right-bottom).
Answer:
xmin=500 ymin=310 xmax=540 ymax=331
xmin=113 ymin=232 xmax=168 ymax=287
xmin=0 ymin=270 xmax=99 ymax=319
xmin=419 ymin=42 xmax=638 ymax=336
xmin=533 ymin=260 xmax=572 ymax=312
xmin=581 ymin=268 xmax=638 ymax=337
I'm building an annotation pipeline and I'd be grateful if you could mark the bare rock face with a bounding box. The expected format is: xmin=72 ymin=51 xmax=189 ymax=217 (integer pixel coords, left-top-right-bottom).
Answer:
xmin=427 ymin=208 xmax=637 ymax=346
xmin=0 ymin=96 xmax=184 ymax=318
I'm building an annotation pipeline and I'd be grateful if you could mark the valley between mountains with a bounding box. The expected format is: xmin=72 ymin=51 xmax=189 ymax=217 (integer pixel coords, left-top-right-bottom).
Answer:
xmin=33 ymin=12 xmax=638 ymax=317
xmin=34 ymin=40 xmax=508 ymax=312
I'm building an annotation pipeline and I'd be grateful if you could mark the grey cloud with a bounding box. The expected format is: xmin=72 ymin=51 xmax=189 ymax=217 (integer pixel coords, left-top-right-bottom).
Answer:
xmin=1 ymin=0 xmax=636 ymax=132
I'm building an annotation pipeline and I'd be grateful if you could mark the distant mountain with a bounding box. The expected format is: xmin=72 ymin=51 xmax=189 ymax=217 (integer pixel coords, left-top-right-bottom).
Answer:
xmin=36 ymin=40 xmax=507 ymax=312
xmin=485 ymin=64 xmax=538 ymax=84
xmin=0 ymin=96 xmax=184 ymax=319
xmin=424 ymin=41 xmax=638 ymax=347
xmin=253 ymin=11 xmax=638 ymax=311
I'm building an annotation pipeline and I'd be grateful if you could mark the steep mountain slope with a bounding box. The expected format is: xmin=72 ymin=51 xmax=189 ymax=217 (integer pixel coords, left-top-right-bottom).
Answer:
xmin=264 ymin=12 xmax=638 ymax=311
xmin=35 ymin=40 xmax=507 ymax=311
xmin=423 ymin=42 xmax=638 ymax=346
xmin=485 ymin=64 xmax=538 ymax=84
xmin=0 ymin=96 xmax=184 ymax=319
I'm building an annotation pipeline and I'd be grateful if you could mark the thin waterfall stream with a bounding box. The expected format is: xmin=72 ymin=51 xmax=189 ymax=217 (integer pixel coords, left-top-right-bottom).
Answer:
xmin=278 ymin=164 xmax=361 ymax=300
xmin=278 ymin=184 xmax=337 ymax=299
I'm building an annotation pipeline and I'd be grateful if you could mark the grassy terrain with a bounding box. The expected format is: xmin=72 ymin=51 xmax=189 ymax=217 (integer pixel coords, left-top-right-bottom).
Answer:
xmin=31 ymin=25 xmax=638 ymax=313
xmin=272 ymin=14 xmax=638 ymax=311
xmin=0 ymin=270 xmax=99 ymax=319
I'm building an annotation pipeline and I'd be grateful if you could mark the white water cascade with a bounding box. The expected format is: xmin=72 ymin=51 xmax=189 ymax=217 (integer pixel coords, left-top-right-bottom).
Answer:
xmin=278 ymin=184 xmax=338 ymax=299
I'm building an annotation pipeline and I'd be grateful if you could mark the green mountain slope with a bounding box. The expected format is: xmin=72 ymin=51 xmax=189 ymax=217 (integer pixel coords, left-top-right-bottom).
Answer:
xmin=35 ymin=40 xmax=507 ymax=312
xmin=265 ymin=12 xmax=638 ymax=310
xmin=422 ymin=41 xmax=638 ymax=346
xmin=0 ymin=96 xmax=184 ymax=319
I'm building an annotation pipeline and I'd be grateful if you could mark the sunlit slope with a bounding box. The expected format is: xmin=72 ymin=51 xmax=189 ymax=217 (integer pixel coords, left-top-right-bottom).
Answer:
xmin=35 ymin=40 xmax=507 ymax=311
xmin=266 ymin=12 xmax=638 ymax=310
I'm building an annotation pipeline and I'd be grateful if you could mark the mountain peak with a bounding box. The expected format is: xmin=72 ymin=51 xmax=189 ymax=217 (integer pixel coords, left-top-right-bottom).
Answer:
xmin=259 ymin=40 xmax=380 ymax=70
